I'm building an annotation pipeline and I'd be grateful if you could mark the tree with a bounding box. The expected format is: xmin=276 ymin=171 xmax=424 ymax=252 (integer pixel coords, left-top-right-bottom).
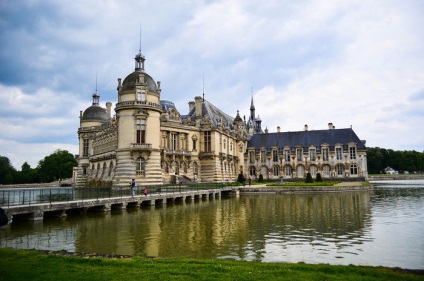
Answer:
xmin=37 ymin=150 xmax=77 ymax=182
xmin=258 ymin=174 xmax=264 ymax=182
xmin=0 ymin=156 xmax=17 ymax=184
xmin=237 ymin=172 xmax=245 ymax=183
xmin=305 ymin=172 xmax=313 ymax=183
xmin=316 ymin=173 xmax=322 ymax=182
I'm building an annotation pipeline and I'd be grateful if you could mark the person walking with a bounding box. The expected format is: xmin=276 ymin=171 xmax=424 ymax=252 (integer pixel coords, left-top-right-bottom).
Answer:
xmin=143 ymin=187 xmax=148 ymax=196
xmin=130 ymin=179 xmax=136 ymax=197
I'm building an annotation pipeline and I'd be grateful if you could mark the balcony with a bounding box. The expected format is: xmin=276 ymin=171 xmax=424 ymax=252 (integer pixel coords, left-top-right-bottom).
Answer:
xmin=199 ymin=151 xmax=215 ymax=160
xmin=130 ymin=143 xmax=152 ymax=151
xmin=164 ymin=149 xmax=192 ymax=156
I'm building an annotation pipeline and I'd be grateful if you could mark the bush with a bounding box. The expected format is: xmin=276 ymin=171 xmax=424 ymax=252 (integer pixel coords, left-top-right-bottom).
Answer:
xmin=305 ymin=172 xmax=313 ymax=183
xmin=258 ymin=174 xmax=264 ymax=182
xmin=237 ymin=173 xmax=245 ymax=183
xmin=316 ymin=173 xmax=322 ymax=182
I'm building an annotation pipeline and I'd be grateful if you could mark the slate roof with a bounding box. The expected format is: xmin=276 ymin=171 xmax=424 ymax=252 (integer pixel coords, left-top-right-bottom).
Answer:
xmin=247 ymin=128 xmax=366 ymax=153
xmin=183 ymin=99 xmax=235 ymax=130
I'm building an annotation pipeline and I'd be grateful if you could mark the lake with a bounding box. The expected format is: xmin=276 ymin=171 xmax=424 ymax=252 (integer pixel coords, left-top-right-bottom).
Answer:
xmin=1 ymin=180 xmax=423 ymax=270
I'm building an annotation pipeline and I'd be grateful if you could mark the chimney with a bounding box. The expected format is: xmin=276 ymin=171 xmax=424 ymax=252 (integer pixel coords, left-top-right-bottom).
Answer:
xmin=106 ymin=102 xmax=112 ymax=119
xmin=195 ymin=96 xmax=203 ymax=126
xmin=304 ymin=124 xmax=308 ymax=131
xmin=80 ymin=110 xmax=83 ymax=118
xmin=277 ymin=126 xmax=280 ymax=133
xmin=189 ymin=101 xmax=195 ymax=112
xmin=328 ymin=122 xmax=335 ymax=129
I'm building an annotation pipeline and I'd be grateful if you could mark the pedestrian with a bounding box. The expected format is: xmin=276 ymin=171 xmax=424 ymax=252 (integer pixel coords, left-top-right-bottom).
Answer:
xmin=130 ymin=179 xmax=136 ymax=197
xmin=143 ymin=187 xmax=148 ymax=196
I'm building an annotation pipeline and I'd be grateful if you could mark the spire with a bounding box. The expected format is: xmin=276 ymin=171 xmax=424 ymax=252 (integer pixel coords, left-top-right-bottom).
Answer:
xmin=134 ymin=28 xmax=145 ymax=72
xmin=202 ymin=75 xmax=205 ymax=101
xmin=92 ymin=75 xmax=100 ymax=106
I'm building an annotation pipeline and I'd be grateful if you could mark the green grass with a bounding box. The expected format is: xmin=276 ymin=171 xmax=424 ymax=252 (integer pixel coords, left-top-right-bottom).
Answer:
xmin=0 ymin=248 xmax=422 ymax=281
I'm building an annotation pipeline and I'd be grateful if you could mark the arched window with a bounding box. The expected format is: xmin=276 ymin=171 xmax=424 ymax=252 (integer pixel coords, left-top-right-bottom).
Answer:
xmin=137 ymin=157 xmax=146 ymax=175
xmin=350 ymin=164 xmax=358 ymax=175
xmin=322 ymin=164 xmax=330 ymax=176
xmin=183 ymin=162 xmax=187 ymax=173
xmin=101 ymin=162 xmax=107 ymax=177
xmin=310 ymin=165 xmax=317 ymax=177
xmin=96 ymin=163 xmax=101 ymax=178
xmin=297 ymin=165 xmax=304 ymax=177
xmin=108 ymin=162 xmax=113 ymax=177
xmin=337 ymin=164 xmax=344 ymax=175
xmin=249 ymin=166 xmax=256 ymax=177
xmin=174 ymin=161 xmax=179 ymax=175
xmin=285 ymin=166 xmax=292 ymax=176
xmin=273 ymin=166 xmax=279 ymax=176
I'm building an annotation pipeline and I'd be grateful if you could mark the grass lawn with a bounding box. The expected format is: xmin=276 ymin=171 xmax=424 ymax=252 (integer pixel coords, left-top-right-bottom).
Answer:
xmin=0 ymin=248 xmax=422 ymax=281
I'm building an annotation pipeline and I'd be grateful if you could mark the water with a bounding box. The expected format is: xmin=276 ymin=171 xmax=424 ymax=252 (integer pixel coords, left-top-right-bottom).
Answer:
xmin=1 ymin=180 xmax=423 ymax=270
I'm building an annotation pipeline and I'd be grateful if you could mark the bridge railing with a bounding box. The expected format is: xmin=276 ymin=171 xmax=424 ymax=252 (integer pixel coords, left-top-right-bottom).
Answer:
xmin=0 ymin=182 xmax=240 ymax=208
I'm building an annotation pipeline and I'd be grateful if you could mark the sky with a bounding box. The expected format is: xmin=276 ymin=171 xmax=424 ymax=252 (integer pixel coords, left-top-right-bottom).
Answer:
xmin=0 ymin=0 xmax=423 ymax=170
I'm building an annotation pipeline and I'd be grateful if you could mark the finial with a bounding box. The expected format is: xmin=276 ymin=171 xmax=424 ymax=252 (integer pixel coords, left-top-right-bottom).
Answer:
xmin=202 ymin=75 xmax=205 ymax=101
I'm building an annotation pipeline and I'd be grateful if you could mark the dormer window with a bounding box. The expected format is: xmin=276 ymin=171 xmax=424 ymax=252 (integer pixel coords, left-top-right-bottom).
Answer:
xmin=137 ymin=89 xmax=146 ymax=101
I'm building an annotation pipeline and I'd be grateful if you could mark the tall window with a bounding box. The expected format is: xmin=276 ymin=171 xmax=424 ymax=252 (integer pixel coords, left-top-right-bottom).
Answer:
xmin=204 ymin=131 xmax=211 ymax=152
xmin=272 ymin=150 xmax=278 ymax=162
xmin=136 ymin=119 xmax=146 ymax=144
xmin=310 ymin=165 xmax=317 ymax=177
xmin=284 ymin=150 xmax=290 ymax=161
xmin=350 ymin=164 xmax=358 ymax=175
xmin=337 ymin=164 xmax=344 ymax=175
xmin=261 ymin=166 xmax=268 ymax=178
xmin=192 ymin=139 xmax=197 ymax=150
xmin=261 ymin=151 xmax=266 ymax=163
xmin=322 ymin=148 xmax=329 ymax=161
xmin=137 ymin=157 xmax=145 ymax=173
xmin=323 ymin=164 xmax=330 ymax=176
xmin=249 ymin=166 xmax=256 ymax=177
xmin=285 ymin=166 xmax=292 ymax=176
xmin=297 ymin=165 xmax=304 ymax=177
xmin=349 ymin=147 xmax=356 ymax=160
xmin=193 ymin=161 xmax=198 ymax=175
xmin=171 ymin=133 xmax=177 ymax=150
xmin=83 ymin=139 xmax=89 ymax=156
xmin=137 ymin=89 xmax=146 ymax=101
xmin=309 ymin=149 xmax=316 ymax=161
xmin=249 ymin=151 xmax=255 ymax=164
xmin=273 ymin=166 xmax=279 ymax=176
xmin=297 ymin=149 xmax=303 ymax=161
xmin=336 ymin=147 xmax=342 ymax=160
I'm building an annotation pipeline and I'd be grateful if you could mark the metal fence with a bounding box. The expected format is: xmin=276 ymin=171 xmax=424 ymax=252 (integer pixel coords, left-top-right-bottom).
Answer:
xmin=0 ymin=182 xmax=239 ymax=207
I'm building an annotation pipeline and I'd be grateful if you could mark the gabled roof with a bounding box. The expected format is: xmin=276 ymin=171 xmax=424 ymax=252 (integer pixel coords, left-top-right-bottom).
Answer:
xmin=247 ymin=128 xmax=366 ymax=152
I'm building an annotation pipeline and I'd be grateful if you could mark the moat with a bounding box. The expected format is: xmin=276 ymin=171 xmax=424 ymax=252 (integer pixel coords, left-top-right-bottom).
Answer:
xmin=1 ymin=180 xmax=423 ymax=270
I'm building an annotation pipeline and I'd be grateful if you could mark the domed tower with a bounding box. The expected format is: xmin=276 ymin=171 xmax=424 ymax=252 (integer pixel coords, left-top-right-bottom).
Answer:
xmin=76 ymin=90 xmax=111 ymax=186
xmin=113 ymin=49 xmax=163 ymax=186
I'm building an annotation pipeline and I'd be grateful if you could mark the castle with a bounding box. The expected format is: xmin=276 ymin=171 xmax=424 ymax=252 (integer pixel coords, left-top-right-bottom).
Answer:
xmin=74 ymin=50 xmax=368 ymax=187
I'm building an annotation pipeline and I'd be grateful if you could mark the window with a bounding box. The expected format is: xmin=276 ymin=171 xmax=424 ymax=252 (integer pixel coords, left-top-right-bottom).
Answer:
xmin=273 ymin=166 xmax=279 ymax=176
xmin=350 ymin=164 xmax=358 ymax=175
xmin=322 ymin=164 xmax=330 ymax=176
xmin=309 ymin=149 xmax=316 ymax=161
xmin=336 ymin=147 xmax=342 ymax=160
xmin=171 ymin=133 xmax=177 ymax=150
xmin=272 ymin=150 xmax=278 ymax=162
xmin=192 ymin=139 xmax=197 ymax=150
xmin=310 ymin=165 xmax=317 ymax=177
xmin=284 ymin=150 xmax=290 ymax=161
xmin=174 ymin=162 xmax=179 ymax=174
xmin=83 ymin=139 xmax=89 ymax=156
xmin=249 ymin=166 xmax=256 ymax=177
xmin=322 ymin=148 xmax=329 ymax=161
xmin=136 ymin=119 xmax=146 ymax=144
xmin=137 ymin=157 xmax=145 ymax=173
xmin=297 ymin=165 xmax=304 ymax=177
xmin=261 ymin=151 xmax=266 ymax=163
xmin=285 ymin=166 xmax=292 ymax=176
xmin=249 ymin=151 xmax=255 ymax=164
xmin=183 ymin=162 xmax=187 ymax=173
xmin=137 ymin=89 xmax=146 ymax=101
xmin=204 ymin=131 xmax=211 ymax=152
xmin=350 ymin=147 xmax=356 ymax=160
xmin=337 ymin=164 xmax=344 ymax=175
xmin=297 ymin=149 xmax=303 ymax=161
xmin=223 ymin=139 xmax=226 ymax=149
xmin=193 ymin=161 xmax=198 ymax=175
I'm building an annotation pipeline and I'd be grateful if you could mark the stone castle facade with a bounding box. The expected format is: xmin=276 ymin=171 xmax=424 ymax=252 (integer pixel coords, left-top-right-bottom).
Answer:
xmin=74 ymin=50 xmax=368 ymax=187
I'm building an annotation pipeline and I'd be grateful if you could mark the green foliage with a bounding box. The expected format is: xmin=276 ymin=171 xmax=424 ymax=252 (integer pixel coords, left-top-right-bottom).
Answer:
xmin=0 ymin=156 xmax=17 ymax=184
xmin=37 ymin=149 xmax=77 ymax=183
xmin=237 ymin=173 xmax=245 ymax=183
xmin=316 ymin=172 xmax=323 ymax=182
xmin=258 ymin=174 xmax=264 ymax=182
xmin=305 ymin=172 xmax=313 ymax=183
xmin=267 ymin=181 xmax=340 ymax=187
xmin=367 ymin=147 xmax=424 ymax=174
